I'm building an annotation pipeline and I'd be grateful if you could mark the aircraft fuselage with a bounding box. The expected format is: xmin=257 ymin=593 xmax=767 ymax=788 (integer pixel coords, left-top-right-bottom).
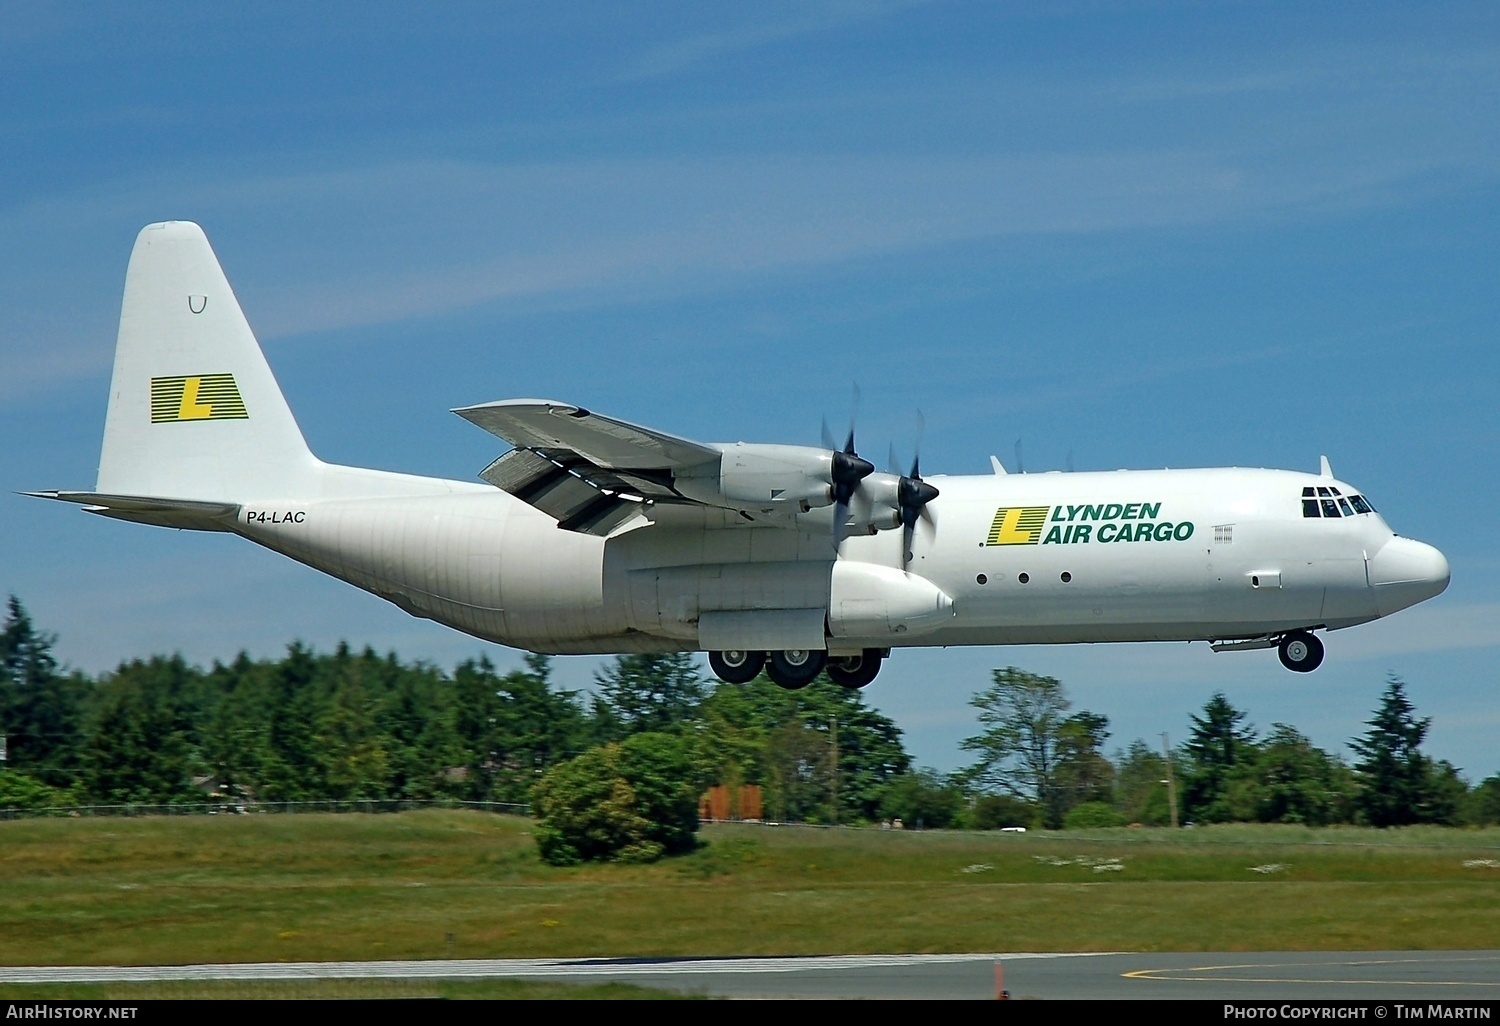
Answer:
xmin=232 ymin=464 xmax=1447 ymax=656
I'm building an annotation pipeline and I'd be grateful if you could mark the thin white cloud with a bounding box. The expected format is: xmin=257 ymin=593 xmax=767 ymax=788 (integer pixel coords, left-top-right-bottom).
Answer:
xmin=0 ymin=136 xmax=1477 ymax=400
xmin=613 ymin=1 xmax=918 ymax=83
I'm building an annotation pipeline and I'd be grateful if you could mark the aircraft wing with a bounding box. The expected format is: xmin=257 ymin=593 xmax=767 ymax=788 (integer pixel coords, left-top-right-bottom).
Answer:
xmin=454 ymin=400 xmax=718 ymax=468
xmin=454 ymin=400 xmax=722 ymax=537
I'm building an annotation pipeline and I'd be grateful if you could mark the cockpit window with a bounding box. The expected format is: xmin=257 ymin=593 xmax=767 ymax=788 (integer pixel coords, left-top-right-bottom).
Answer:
xmin=1304 ymin=488 xmax=1376 ymax=518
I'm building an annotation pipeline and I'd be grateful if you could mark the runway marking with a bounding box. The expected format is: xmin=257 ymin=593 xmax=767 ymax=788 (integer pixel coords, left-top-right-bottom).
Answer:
xmin=1125 ymin=955 xmax=1500 ymax=988
xmin=0 ymin=952 xmax=1112 ymax=984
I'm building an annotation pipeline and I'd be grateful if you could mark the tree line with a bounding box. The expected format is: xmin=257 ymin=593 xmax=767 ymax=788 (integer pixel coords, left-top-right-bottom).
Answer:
xmin=2 ymin=596 xmax=1496 ymax=834
xmin=950 ymin=666 xmax=1500 ymax=831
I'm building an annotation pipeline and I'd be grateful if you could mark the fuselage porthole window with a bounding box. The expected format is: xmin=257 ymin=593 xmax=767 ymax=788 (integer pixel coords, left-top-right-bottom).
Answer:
xmin=1321 ymin=498 xmax=1341 ymax=518
xmin=1303 ymin=498 xmax=1321 ymax=518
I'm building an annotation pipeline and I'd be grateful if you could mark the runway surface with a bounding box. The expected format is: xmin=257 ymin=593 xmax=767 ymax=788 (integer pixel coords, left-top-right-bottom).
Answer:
xmin=3 ymin=951 xmax=1498 ymax=999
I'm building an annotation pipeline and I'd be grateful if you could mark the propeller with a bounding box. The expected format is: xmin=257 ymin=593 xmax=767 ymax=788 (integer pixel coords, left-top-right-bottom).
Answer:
xmin=893 ymin=415 xmax=939 ymax=568
xmin=822 ymin=386 xmax=873 ymax=549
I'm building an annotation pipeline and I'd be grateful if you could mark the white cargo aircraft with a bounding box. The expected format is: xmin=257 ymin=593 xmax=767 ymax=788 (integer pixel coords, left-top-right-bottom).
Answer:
xmin=32 ymin=222 xmax=1450 ymax=690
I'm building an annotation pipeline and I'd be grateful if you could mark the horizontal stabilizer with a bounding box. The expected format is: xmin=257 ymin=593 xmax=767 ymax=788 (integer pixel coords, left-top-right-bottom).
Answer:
xmin=25 ymin=491 xmax=239 ymax=532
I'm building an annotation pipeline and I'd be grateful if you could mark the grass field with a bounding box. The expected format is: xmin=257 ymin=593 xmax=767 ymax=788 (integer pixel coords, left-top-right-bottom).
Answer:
xmin=2 ymin=810 xmax=1498 ymax=969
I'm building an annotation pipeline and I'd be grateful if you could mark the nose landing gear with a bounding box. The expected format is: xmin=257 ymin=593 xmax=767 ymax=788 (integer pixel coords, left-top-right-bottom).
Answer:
xmin=1277 ymin=630 xmax=1324 ymax=673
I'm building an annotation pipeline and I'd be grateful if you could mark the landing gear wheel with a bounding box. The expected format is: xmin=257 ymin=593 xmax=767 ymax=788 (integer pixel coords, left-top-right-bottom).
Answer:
xmin=708 ymin=649 xmax=765 ymax=684
xmin=826 ymin=649 xmax=883 ymax=689
xmin=1277 ymin=631 xmax=1324 ymax=673
xmin=766 ymin=649 xmax=827 ymax=690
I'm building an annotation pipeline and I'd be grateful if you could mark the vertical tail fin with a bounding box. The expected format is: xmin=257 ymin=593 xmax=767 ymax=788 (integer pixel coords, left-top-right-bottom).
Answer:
xmin=97 ymin=221 xmax=318 ymax=501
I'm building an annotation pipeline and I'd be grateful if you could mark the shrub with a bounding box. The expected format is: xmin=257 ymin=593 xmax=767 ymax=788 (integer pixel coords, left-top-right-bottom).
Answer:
xmin=962 ymin=793 xmax=1037 ymax=830
xmin=1064 ymin=800 xmax=1126 ymax=829
xmin=531 ymin=732 xmax=699 ymax=865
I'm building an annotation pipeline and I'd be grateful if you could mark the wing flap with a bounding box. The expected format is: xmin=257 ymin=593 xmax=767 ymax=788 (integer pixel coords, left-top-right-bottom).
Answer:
xmin=478 ymin=449 xmax=650 ymax=538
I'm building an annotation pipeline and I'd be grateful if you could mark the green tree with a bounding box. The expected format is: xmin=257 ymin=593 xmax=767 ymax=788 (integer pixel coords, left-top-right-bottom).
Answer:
xmin=1112 ymin=739 xmax=1172 ymax=826
xmin=1462 ymin=775 xmax=1500 ymax=826
xmin=1254 ymin=723 xmax=1354 ymax=825
xmin=1183 ymin=692 xmax=1258 ymax=823
xmin=880 ymin=768 xmax=963 ymax=829
xmin=695 ymin=676 xmax=909 ymax=823
xmin=0 ymin=597 xmax=86 ymax=787
xmin=316 ymin=655 xmax=390 ymax=800
xmin=84 ymin=657 xmax=201 ymax=804
xmin=592 ymin=653 xmax=707 ymax=738
xmin=1064 ymin=801 xmax=1125 ymax=829
xmin=531 ymin=731 xmax=700 ymax=865
xmin=960 ymin=667 xmax=1072 ymax=827
xmin=1054 ymin=711 xmax=1115 ymax=810
xmin=1350 ymin=677 xmax=1448 ymax=826
xmin=452 ymin=654 xmax=590 ymax=803
xmin=963 ymin=793 xmax=1036 ymax=829
xmin=258 ymin=643 xmax=326 ymax=800
xmin=0 ymin=768 xmax=77 ymax=809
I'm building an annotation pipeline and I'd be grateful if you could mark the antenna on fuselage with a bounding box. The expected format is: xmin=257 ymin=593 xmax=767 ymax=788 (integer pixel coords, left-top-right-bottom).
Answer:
xmin=1319 ymin=455 xmax=1334 ymax=478
xmin=1015 ymin=438 xmax=1024 ymax=474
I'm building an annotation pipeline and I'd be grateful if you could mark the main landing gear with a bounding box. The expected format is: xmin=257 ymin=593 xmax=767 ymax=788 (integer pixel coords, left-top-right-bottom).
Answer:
xmin=826 ymin=649 xmax=884 ymax=689
xmin=708 ymin=648 xmax=886 ymax=689
xmin=707 ymin=649 xmax=764 ymax=685
xmin=1277 ymin=630 xmax=1324 ymax=673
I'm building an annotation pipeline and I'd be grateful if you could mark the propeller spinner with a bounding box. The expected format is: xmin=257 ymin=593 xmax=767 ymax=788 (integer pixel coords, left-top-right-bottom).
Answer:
xmin=897 ymin=454 xmax=939 ymax=568
xmin=824 ymin=425 xmax=874 ymax=547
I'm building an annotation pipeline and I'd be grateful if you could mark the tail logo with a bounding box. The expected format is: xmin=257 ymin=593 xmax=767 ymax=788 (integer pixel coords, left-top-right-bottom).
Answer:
xmin=150 ymin=374 xmax=248 ymax=423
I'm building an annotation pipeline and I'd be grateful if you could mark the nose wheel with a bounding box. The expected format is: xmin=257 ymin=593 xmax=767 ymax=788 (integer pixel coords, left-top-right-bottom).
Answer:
xmin=1277 ymin=631 xmax=1324 ymax=673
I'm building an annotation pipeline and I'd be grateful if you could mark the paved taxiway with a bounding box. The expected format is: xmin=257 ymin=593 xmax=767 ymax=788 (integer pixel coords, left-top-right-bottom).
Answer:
xmin=3 ymin=952 xmax=1497 ymax=999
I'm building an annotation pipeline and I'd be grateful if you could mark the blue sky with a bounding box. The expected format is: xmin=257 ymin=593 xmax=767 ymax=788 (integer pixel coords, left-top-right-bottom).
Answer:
xmin=3 ymin=1 xmax=1497 ymax=779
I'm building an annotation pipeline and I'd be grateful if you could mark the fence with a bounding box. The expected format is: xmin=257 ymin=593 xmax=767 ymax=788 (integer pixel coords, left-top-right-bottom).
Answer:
xmin=0 ymin=799 xmax=530 ymax=820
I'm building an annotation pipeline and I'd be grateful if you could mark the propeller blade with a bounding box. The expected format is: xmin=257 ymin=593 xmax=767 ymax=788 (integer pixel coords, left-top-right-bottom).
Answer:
xmin=896 ymin=447 xmax=939 ymax=569
xmin=825 ymin=384 xmax=872 ymax=552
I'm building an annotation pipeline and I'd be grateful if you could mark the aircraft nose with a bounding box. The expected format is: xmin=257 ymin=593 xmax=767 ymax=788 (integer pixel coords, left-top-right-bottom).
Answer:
xmin=1369 ymin=537 xmax=1450 ymax=616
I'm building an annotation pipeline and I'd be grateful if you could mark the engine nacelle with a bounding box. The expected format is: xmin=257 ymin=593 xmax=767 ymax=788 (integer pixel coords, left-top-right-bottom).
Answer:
xmin=676 ymin=443 xmax=835 ymax=511
xmin=827 ymin=561 xmax=954 ymax=639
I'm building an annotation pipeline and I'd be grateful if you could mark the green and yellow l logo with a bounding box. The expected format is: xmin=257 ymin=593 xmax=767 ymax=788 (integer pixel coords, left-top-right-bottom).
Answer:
xmin=987 ymin=506 xmax=1050 ymax=545
xmin=150 ymin=374 xmax=248 ymax=423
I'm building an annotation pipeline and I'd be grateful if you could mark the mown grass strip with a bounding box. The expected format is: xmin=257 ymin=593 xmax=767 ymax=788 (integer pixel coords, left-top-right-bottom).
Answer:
xmin=1 ymin=812 xmax=1496 ymax=966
